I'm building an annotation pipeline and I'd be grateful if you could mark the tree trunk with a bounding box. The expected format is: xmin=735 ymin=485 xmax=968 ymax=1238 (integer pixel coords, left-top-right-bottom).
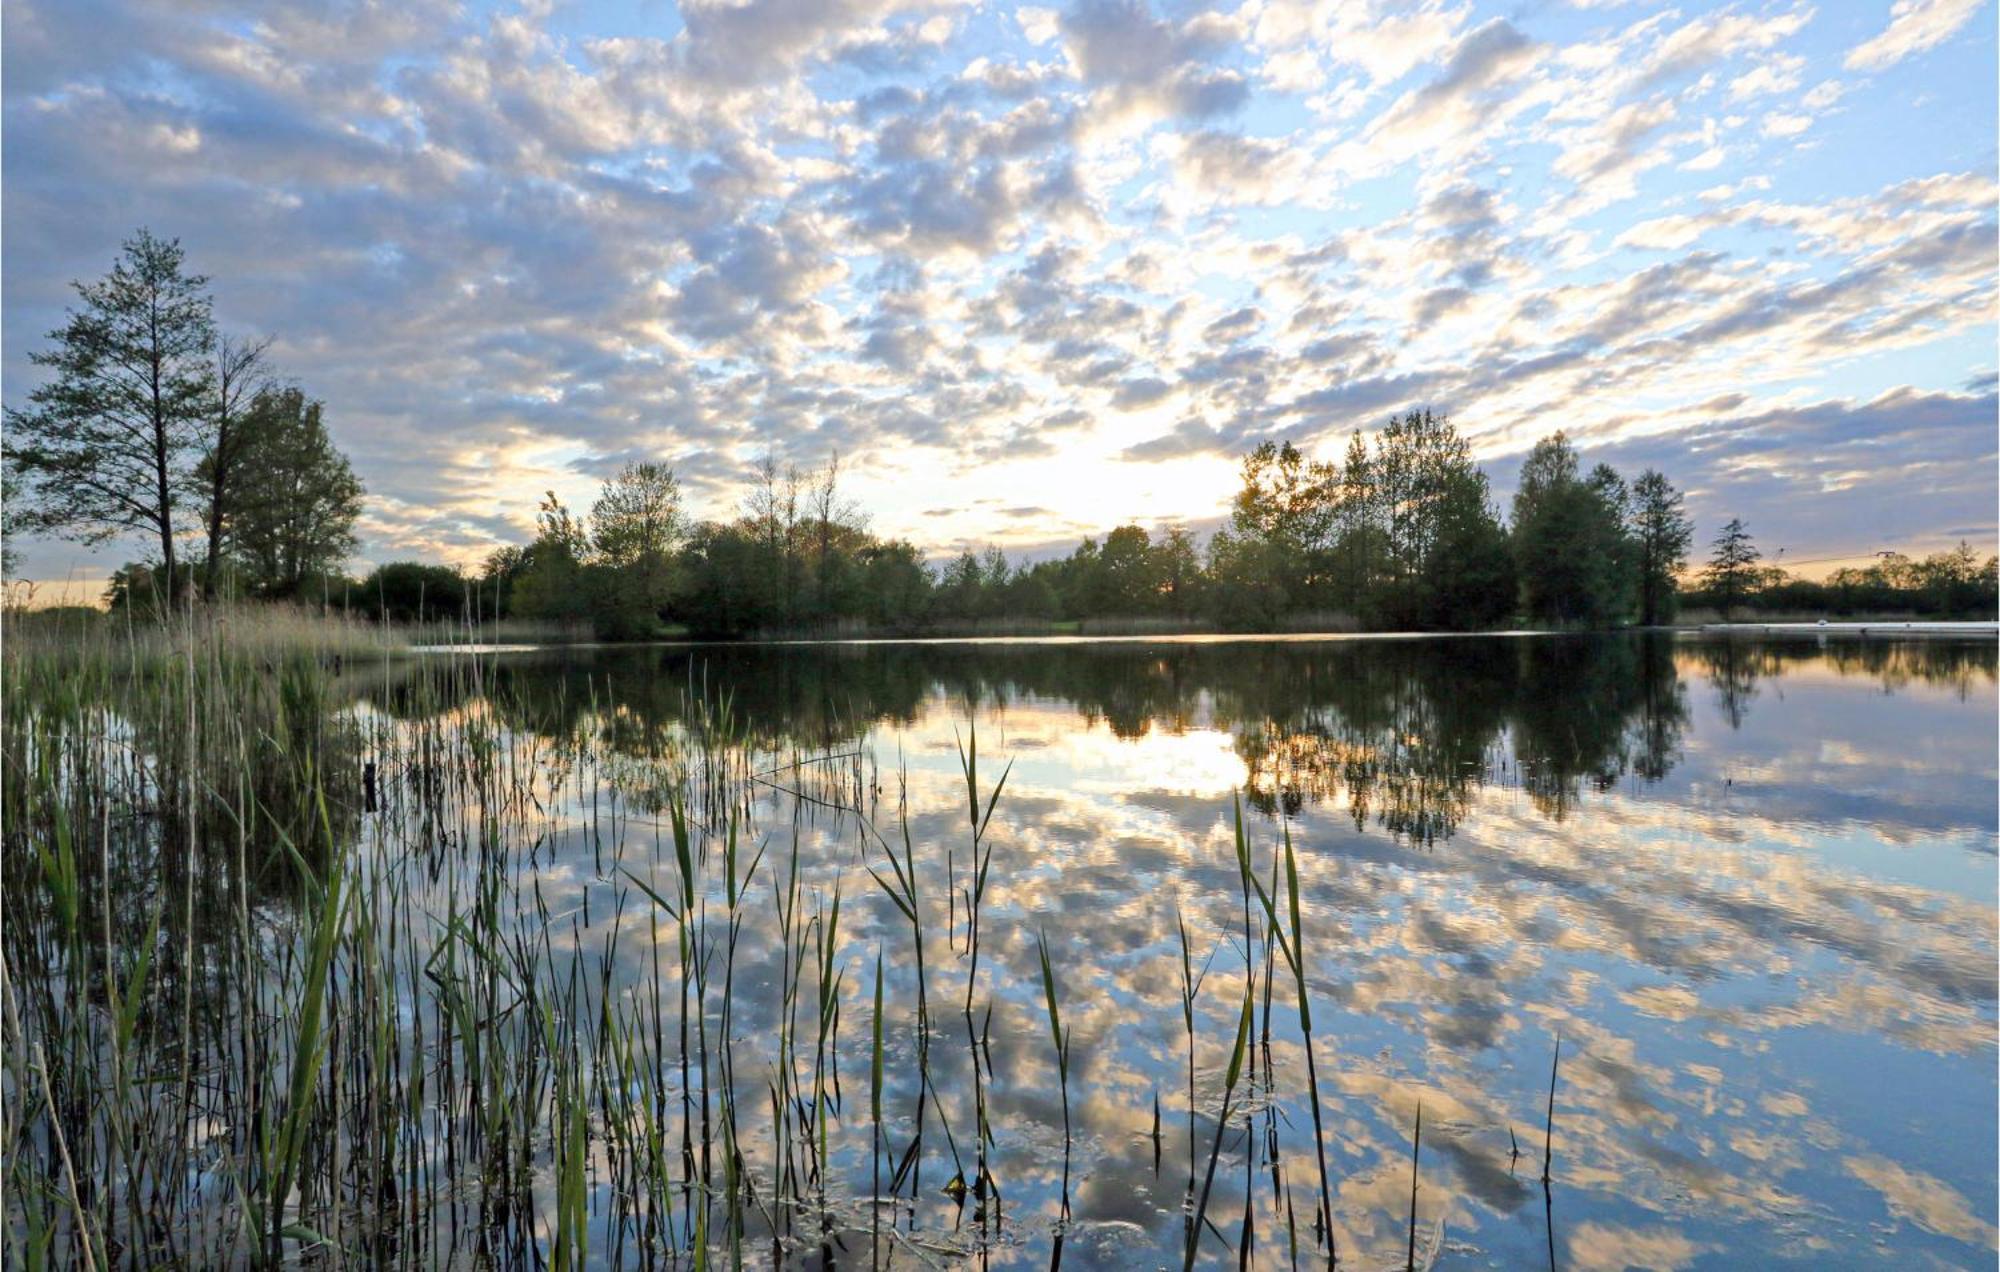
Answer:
xmin=153 ymin=347 xmax=181 ymax=607
xmin=203 ymin=485 xmax=224 ymax=603
xmin=159 ymin=506 xmax=179 ymax=608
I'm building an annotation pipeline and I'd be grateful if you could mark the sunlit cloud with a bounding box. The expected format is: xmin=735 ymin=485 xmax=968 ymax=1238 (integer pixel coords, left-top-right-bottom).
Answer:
xmin=3 ymin=0 xmax=1993 ymax=583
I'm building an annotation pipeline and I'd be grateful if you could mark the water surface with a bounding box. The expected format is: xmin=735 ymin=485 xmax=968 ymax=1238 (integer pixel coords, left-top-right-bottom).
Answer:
xmin=27 ymin=631 xmax=1992 ymax=1268
xmin=378 ymin=632 xmax=1997 ymax=1268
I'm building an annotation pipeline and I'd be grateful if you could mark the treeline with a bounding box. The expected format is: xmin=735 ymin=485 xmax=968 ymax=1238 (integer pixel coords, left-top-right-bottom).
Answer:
xmin=11 ymin=233 xmax=1992 ymax=635
xmin=1682 ymin=537 xmax=1997 ymax=619
xmin=98 ymin=408 xmax=2000 ymax=637
xmin=311 ymin=410 xmax=1697 ymax=637
xmin=443 ymin=410 xmax=1698 ymax=637
xmin=444 ymin=411 xmax=1989 ymax=637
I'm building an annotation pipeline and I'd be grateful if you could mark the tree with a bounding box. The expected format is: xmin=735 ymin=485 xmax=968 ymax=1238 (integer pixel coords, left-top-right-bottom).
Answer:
xmin=1629 ymin=470 xmax=1692 ymax=626
xmin=476 ymin=544 xmax=531 ymax=621
xmin=1208 ymin=440 xmax=1339 ymax=625
xmin=1002 ymin=561 xmax=1061 ymax=620
xmin=1233 ymin=441 xmax=1335 ymax=548
xmin=212 ymin=387 xmax=363 ymax=596
xmin=1231 ymin=440 xmax=1336 ymax=604
xmin=105 ymin=560 xmax=173 ymax=614
xmin=1916 ymin=541 xmax=1993 ymax=616
xmin=856 ymin=539 xmax=932 ymax=630
xmin=0 ymin=459 xmax=20 ymax=579
xmin=1205 ymin=526 xmax=1287 ymax=629
xmin=936 ymin=549 xmax=989 ymax=621
xmin=1510 ymin=433 xmax=1632 ymax=627
xmin=1585 ymin=463 xmax=1637 ymax=622
xmin=1702 ymin=518 xmax=1761 ymax=619
xmin=197 ymin=334 xmax=272 ymax=600
xmin=1372 ymin=409 xmax=1511 ymax=627
xmin=674 ymin=522 xmax=769 ymax=636
xmin=744 ymin=454 xmax=804 ymax=625
xmin=6 ymin=230 xmax=215 ymax=601
xmin=1324 ymin=433 xmax=1385 ymax=620
xmin=513 ymin=491 xmax=594 ymax=625
xmin=591 ymin=462 xmax=685 ymax=569
xmin=590 ymin=461 xmax=685 ymax=633
xmin=1155 ymin=525 xmax=1203 ymax=616
xmin=805 ymin=452 xmax=867 ymax=615
xmin=1375 ymin=409 xmax=1461 ymax=588
xmin=1096 ymin=524 xmax=1158 ymax=613
xmin=361 ymin=561 xmax=466 ymax=623
xmin=1419 ymin=465 xmax=1515 ymax=629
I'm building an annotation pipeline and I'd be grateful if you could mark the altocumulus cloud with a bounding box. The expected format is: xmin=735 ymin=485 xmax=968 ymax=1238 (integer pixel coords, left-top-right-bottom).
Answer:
xmin=2 ymin=0 xmax=1994 ymax=583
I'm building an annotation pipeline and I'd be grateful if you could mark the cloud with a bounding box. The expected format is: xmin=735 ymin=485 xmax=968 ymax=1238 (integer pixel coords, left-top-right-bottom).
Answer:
xmin=1163 ymin=130 xmax=1309 ymax=204
xmin=0 ymin=0 xmax=1992 ymax=580
xmin=1110 ymin=375 xmax=1174 ymax=409
xmin=1481 ymin=388 xmax=2000 ymax=565
xmin=1845 ymin=0 xmax=1988 ymax=72
xmin=1123 ymin=416 xmax=1223 ymax=461
xmin=1368 ymin=18 xmax=1537 ymax=150
xmin=1844 ymin=1155 xmax=1999 ymax=1248
xmin=1056 ymin=0 xmax=1250 ymax=125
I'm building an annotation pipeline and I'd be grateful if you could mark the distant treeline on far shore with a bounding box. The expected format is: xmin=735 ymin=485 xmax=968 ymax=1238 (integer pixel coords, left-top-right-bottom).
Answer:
xmin=88 ymin=413 xmax=2000 ymax=640
xmin=7 ymin=232 xmax=1992 ymax=640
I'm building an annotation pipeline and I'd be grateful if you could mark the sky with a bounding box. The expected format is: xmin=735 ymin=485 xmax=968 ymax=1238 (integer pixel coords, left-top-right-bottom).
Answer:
xmin=3 ymin=0 xmax=1996 ymax=597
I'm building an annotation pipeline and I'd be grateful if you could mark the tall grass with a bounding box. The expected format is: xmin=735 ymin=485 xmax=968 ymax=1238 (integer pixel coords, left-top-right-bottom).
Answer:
xmin=2 ymin=608 xmax=1562 ymax=1267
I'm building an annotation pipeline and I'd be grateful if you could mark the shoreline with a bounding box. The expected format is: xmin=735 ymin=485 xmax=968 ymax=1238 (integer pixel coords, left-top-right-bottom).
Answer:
xmin=409 ymin=620 xmax=2000 ymax=654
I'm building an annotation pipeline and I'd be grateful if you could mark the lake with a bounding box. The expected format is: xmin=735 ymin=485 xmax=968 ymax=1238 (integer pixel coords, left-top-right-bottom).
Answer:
xmin=8 ymin=631 xmax=1995 ymax=1268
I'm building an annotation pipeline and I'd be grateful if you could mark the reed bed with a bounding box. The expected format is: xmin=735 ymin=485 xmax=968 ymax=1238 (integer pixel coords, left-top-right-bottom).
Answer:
xmin=2 ymin=614 xmax=1560 ymax=1268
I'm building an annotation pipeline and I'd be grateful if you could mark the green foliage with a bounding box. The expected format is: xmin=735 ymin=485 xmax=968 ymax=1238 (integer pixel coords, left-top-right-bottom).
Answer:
xmin=1210 ymin=412 xmax=1512 ymax=630
xmin=195 ymin=335 xmax=272 ymax=600
xmin=7 ymin=229 xmax=371 ymax=610
xmin=1676 ymin=532 xmax=1990 ymax=621
xmin=590 ymin=461 xmax=684 ymax=590
xmin=359 ymin=561 xmax=467 ymax=622
xmin=1417 ymin=465 xmax=1515 ymax=630
xmin=1376 ymin=409 xmax=1513 ymax=628
xmin=1205 ymin=526 xmax=1290 ymax=629
xmin=1630 ymin=470 xmax=1692 ymax=626
xmin=1701 ymin=518 xmax=1761 ymax=620
xmin=1510 ymin=433 xmax=1633 ymax=627
xmin=105 ymin=561 xmax=176 ymax=615
xmin=510 ymin=492 xmax=597 ymax=627
xmin=6 ymin=230 xmax=216 ymax=598
xmin=217 ymin=387 xmax=365 ymax=597
xmin=463 ymin=411 xmax=1703 ymax=637
xmin=1214 ymin=440 xmax=1337 ymax=620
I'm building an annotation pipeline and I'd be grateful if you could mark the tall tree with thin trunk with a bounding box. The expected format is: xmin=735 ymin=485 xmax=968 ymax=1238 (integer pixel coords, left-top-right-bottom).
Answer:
xmin=1703 ymin=518 xmax=1761 ymax=620
xmin=198 ymin=334 xmax=272 ymax=600
xmin=1629 ymin=469 xmax=1692 ymax=626
xmin=5 ymin=230 xmax=215 ymax=601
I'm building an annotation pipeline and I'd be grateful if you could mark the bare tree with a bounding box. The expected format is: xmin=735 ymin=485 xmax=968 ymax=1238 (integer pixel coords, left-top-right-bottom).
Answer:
xmin=807 ymin=450 xmax=868 ymax=609
xmin=745 ymin=453 xmax=803 ymax=622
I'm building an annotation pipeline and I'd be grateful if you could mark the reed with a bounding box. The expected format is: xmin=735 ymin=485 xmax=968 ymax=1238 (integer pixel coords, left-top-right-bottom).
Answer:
xmin=2 ymin=607 xmax=1488 ymax=1268
xmin=1235 ymin=799 xmax=1338 ymax=1264
xmin=1035 ymin=930 xmax=1073 ymax=1226
xmin=1185 ymin=974 xmax=1255 ymax=1272
xmin=1542 ymin=1033 xmax=1562 ymax=1185
xmin=1406 ymin=1100 xmax=1423 ymax=1272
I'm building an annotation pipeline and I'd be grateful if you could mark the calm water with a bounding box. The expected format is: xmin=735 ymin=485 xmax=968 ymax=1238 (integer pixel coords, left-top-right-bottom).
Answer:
xmin=352 ymin=632 xmax=1993 ymax=1268
xmin=32 ymin=633 xmax=1985 ymax=1266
